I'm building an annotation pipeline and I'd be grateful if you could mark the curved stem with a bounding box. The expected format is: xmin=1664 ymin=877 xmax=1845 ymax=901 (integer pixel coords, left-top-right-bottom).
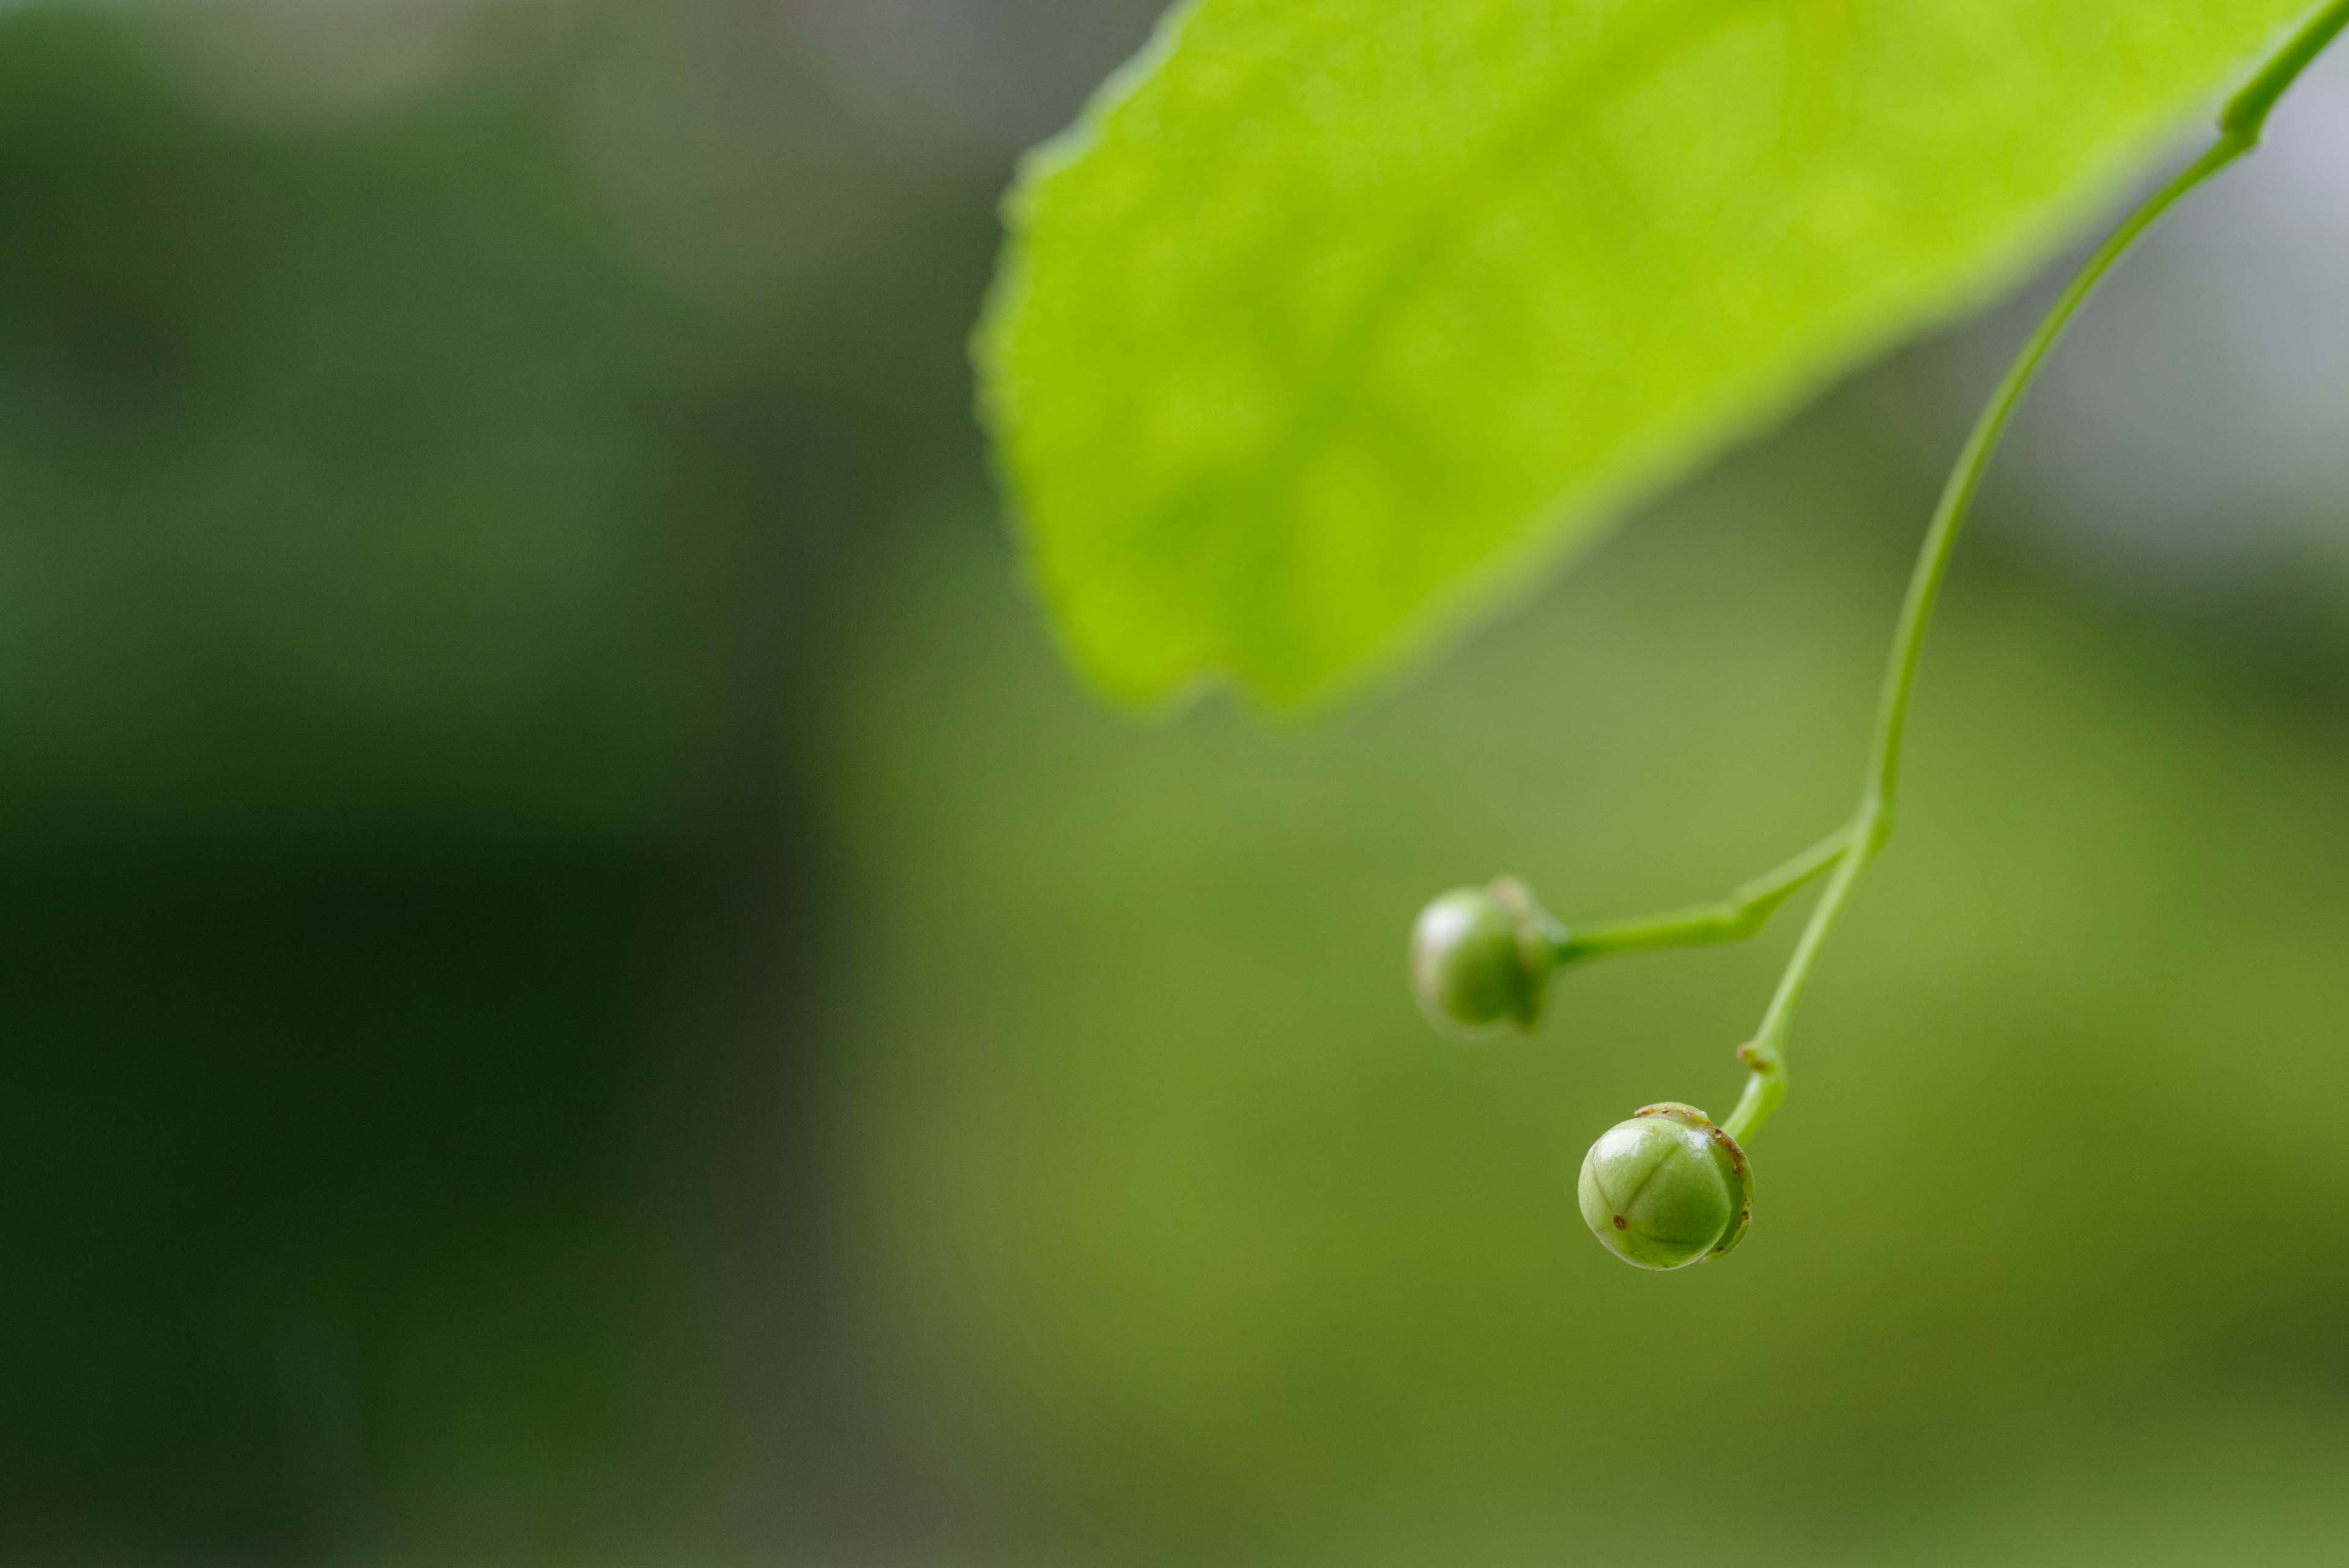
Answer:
xmin=1556 ymin=826 xmax=1852 ymax=961
xmin=1721 ymin=0 xmax=2349 ymax=1142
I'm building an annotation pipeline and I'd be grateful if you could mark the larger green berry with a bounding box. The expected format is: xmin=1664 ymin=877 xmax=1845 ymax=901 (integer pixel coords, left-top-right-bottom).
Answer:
xmin=1578 ymin=1102 xmax=1753 ymax=1269
xmin=1409 ymin=877 xmax=1560 ymax=1038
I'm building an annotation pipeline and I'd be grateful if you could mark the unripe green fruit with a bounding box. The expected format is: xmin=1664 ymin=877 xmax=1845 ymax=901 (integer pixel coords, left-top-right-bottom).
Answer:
xmin=1409 ymin=877 xmax=1559 ymax=1038
xmin=1578 ymin=1102 xmax=1753 ymax=1269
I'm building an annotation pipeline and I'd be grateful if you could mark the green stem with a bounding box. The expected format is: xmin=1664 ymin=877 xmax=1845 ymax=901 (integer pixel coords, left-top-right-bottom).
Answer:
xmin=1720 ymin=0 xmax=2349 ymax=1145
xmin=2225 ymin=0 xmax=2349 ymax=141
xmin=1557 ymin=827 xmax=1852 ymax=960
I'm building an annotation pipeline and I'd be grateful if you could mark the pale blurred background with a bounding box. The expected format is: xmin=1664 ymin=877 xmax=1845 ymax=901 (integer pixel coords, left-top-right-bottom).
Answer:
xmin=2 ymin=3 xmax=2347 ymax=1565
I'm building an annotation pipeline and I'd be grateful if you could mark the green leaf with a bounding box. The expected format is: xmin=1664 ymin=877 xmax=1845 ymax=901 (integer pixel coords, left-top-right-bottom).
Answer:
xmin=978 ymin=0 xmax=2318 ymax=710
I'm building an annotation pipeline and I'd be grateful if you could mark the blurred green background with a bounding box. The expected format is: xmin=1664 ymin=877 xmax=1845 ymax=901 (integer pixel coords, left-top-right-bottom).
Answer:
xmin=4 ymin=2 xmax=2349 ymax=1564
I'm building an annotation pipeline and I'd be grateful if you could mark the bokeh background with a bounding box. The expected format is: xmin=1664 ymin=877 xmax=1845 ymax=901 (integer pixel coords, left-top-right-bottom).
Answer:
xmin=5 ymin=2 xmax=2349 ymax=1564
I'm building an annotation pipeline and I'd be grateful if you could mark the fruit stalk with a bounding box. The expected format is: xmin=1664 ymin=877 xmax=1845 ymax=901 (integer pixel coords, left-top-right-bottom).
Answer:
xmin=1726 ymin=0 xmax=2349 ymax=1140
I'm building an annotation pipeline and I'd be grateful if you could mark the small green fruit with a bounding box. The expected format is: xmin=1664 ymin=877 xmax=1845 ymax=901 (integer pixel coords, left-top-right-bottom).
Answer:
xmin=1578 ymin=1102 xmax=1753 ymax=1269
xmin=1409 ymin=877 xmax=1560 ymax=1038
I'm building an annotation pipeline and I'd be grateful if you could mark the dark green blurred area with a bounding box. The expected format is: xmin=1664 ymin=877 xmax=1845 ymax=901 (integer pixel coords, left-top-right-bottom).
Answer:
xmin=4 ymin=3 xmax=2349 ymax=1565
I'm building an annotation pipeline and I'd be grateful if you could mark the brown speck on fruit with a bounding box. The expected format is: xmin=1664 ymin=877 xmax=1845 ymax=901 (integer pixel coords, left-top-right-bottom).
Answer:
xmin=1612 ymin=1214 xmax=1627 ymax=1230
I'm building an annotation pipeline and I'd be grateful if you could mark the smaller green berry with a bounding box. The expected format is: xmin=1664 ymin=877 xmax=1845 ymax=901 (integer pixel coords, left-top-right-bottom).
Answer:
xmin=1578 ymin=1102 xmax=1753 ymax=1270
xmin=1409 ymin=877 xmax=1562 ymax=1038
